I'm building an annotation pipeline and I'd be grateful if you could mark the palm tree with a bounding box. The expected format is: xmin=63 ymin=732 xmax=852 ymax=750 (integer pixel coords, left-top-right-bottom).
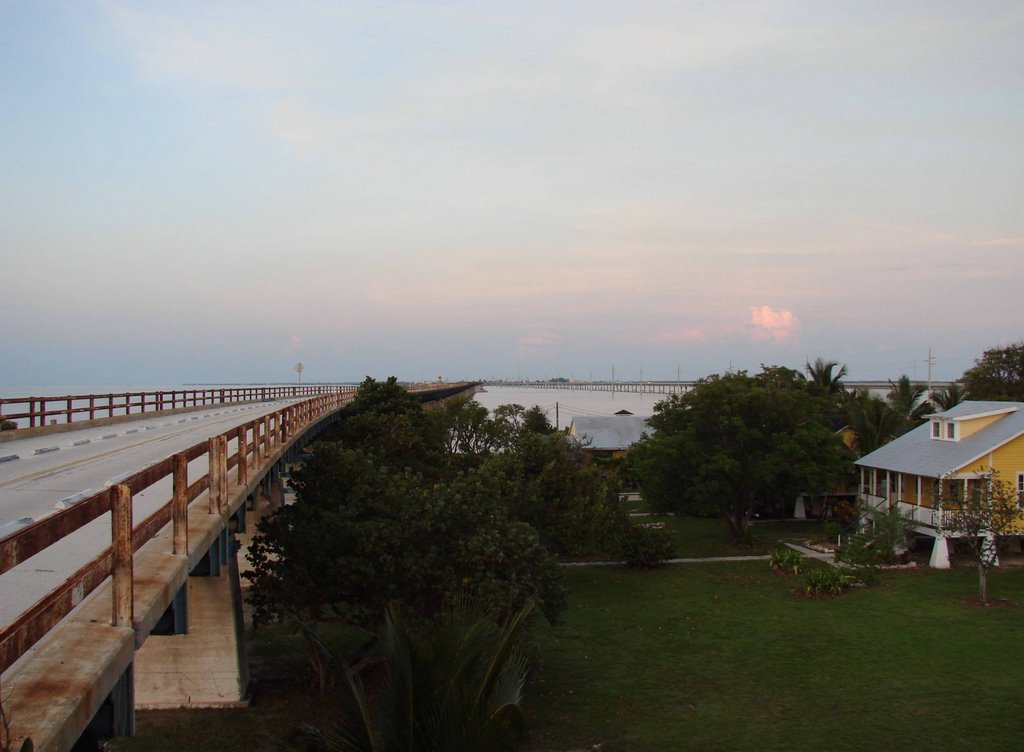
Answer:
xmin=804 ymin=358 xmax=848 ymax=397
xmin=886 ymin=375 xmax=932 ymax=431
xmin=931 ymin=383 xmax=966 ymax=412
xmin=304 ymin=601 xmax=534 ymax=752
xmin=846 ymin=391 xmax=904 ymax=455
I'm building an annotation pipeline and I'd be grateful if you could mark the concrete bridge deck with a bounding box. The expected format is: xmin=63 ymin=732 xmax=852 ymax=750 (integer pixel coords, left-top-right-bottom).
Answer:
xmin=0 ymin=382 xmax=478 ymax=752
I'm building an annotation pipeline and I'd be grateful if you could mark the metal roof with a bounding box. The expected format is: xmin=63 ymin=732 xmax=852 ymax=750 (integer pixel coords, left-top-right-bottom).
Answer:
xmin=854 ymin=401 xmax=1024 ymax=477
xmin=568 ymin=415 xmax=650 ymax=451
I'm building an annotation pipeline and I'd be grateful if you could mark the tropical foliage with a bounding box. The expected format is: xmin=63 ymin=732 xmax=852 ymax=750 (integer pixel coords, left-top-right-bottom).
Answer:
xmin=944 ymin=471 xmax=1022 ymax=602
xmin=804 ymin=357 xmax=848 ymax=397
xmin=929 ymin=383 xmax=966 ymax=411
xmin=886 ymin=375 xmax=933 ymax=429
xmin=632 ymin=366 xmax=847 ymax=539
xmin=302 ymin=601 xmax=534 ymax=752
xmin=961 ymin=341 xmax=1024 ymax=401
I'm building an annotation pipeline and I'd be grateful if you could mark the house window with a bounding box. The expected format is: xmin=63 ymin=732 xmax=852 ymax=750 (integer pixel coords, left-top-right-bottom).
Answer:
xmin=932 ymin=421 xmax=940 ymax=438
xmin=1017 ymin=472 xmax=1024 ymax=510
xmin=946 ymin=422 xmax=956 ymax=440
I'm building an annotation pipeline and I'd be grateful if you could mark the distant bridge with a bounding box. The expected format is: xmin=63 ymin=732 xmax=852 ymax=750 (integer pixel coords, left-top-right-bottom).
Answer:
xmin=484 ymin=379 xmax=956 ymax=396
xmin=0 ymin=382 xmax=478 ymax=752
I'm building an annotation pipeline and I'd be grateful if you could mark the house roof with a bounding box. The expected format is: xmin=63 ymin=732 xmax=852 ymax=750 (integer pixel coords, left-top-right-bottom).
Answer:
xmin=569 ymin=415 xmax=650 ymax=451
xmin=854 ymin=401 xmax=1024 ymax=477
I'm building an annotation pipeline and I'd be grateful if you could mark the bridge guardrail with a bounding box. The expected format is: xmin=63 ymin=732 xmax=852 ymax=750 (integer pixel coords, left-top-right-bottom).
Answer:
xmin=0 ymin=392 xmax=353 ymax=675
xmin=0 ymin=385 xmax=353 ymax=429
xmin=0 ymin=382 xmax=471 ymax=676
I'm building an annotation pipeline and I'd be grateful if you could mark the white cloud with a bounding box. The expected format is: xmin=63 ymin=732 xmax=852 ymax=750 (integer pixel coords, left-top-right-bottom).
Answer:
xmin=749 ymin=306 xmax=799 ymax=343
xmin=103 ymin=2 xmax=308 ymax=90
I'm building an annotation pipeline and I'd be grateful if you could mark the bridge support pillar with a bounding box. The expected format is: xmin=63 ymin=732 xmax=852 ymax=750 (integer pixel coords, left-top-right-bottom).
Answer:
xmin=133 ymin=532 xmax=249 ymax=709
xmin=82 ymin=663 xmax=134 ymax=742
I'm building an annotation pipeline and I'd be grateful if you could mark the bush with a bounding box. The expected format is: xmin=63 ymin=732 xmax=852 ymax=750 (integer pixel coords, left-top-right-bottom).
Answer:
xmin=769 ymin=546 xmax=804 ymax=574
xmin=835 ymin=535 xmax=885 ymax=568
xmin=0 ymin=420 xmax=16 ymax=431
xmin=823 ymin=521 xmax=841 ymax=542
xmin=803 ymin=566 xmax=855 ymax=596
xmin=833 ymin=500 xmax=858 ymax=527
xmin=616 ymin=520 xmax=675 ymax=568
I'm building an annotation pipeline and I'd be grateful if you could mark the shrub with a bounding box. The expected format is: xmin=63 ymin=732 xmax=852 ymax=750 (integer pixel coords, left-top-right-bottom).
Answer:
xmin=616 ymin=520 xmax=675 ymax=568
xmin=803 ymin=566 xmax=855 ymax=596
xmin=769 ymin=546 xmax=804 ymax=574
xmin=833 ymin=500 xmax=858 ymax=526
xmin=835 ymin=535 xmax=885 ymax=568
xmin=823 ymin=521 xmax=841 ymax=542
xmin=0 ymin=420 xmax=16 ymax=431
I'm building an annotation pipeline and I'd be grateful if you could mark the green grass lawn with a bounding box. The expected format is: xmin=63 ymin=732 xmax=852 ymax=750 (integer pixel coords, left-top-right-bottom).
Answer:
xmin=647 ymin=514 xmax=824 ymax=557
xmin=525 ymin=562 xmax=1024 ymax=752
xmin=111 ymin=558 xmax=1024 ymax=752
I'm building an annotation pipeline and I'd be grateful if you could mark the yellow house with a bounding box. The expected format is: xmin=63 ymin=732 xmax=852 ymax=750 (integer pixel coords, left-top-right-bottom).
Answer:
xmin=854 ymin=401 xmax=1024 ymax=568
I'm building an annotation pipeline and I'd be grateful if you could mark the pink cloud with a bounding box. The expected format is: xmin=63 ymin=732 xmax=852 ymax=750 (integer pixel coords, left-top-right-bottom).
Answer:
xmin=971 ymin=237 xmax=1024 ymax=247
xmin=518 ymin=331 xmax=560 ymax=347
xmin=652 ymin=327 xmax=708 ymax=344
xmin=749 ymin=306 xmax=799 ymax=343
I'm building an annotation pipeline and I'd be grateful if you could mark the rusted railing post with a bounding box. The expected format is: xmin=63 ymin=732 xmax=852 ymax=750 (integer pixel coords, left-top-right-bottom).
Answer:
xmin=209 ymin=437 xmax=223 ymax=515
xmin=172 ymin=453 xmax=188 ymax=556
xmin=253 ymin=420 xmax=262 ymax=467
xmin=237 ymin=427 xmax=248 ymax=488
xmin=216 ymin=435 xmax=229 ymax=517
xmin=112 ymin=483 xmax=134 ymax=628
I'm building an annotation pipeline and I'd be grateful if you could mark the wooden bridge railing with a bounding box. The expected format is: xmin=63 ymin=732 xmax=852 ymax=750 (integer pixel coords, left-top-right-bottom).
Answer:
xmin=0 ymin=381 xmax=473 ymax=676
xmin=0 ymin=385 xmax=353 ymax=429
xmin=0 ymin=391 xmax=351 ymax=675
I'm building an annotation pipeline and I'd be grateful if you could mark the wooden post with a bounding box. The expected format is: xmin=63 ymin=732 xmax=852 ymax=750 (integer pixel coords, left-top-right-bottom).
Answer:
xmin=209 ymin=437 xmax=222 ymax=515
xmin=253 ymin=420 xmax=262 ymax=467
xmin=112 ymin=484 xmax=134 ymax=628
xmin=172 ymin=453 xmax=188 ymax=556
xmin=217 ymin=435 xmax=229 ymax=517
xmin=237 ymin=426 xmax=248 ymax=488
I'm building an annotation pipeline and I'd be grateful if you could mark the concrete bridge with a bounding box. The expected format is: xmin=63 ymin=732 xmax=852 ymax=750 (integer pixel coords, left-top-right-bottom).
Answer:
xmin=485 ymin=379 xmax=955 ymax=396
xmin=0 ymin=382 xmax=478 ymax=752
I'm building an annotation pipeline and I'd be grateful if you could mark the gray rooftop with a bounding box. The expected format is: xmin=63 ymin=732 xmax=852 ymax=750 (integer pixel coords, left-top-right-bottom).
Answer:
xmin=569 ymin=415 xmax=650 ymax=451
xmin=855 ymin=401 xmax=1024 ymax=477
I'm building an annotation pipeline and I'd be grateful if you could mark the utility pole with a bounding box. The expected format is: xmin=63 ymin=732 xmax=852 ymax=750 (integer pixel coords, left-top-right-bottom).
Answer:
xmin=555 ymin=402 xmax=560 ymax=430
xmin=612 ymin=365 xmax=615 ymax=394
xmin=926 ymin=347 xmax=935 ymax=397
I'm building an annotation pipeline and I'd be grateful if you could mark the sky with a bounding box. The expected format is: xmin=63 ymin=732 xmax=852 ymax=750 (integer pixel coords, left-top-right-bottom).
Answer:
xmin=2 ymin=1 xmax=1023 ymax=386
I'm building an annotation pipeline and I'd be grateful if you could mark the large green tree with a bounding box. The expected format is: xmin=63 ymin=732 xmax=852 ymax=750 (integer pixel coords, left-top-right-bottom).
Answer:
xmin=961 ymin=342 xmax=1024 ymax=401
xmin=632 ymin=367 xmax=846 ymax=539
xmin=483 ymin=432 xmax=623 ymax=559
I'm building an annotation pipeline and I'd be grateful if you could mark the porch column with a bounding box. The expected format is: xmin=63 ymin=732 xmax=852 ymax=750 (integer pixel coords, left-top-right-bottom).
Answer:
xmin=929 ymin=535 xmax=950 ymax=569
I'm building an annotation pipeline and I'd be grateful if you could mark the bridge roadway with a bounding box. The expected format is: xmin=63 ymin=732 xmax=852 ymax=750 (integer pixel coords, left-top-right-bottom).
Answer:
xmin=0 ymin=382 xmax=477 ymax=752
xmin=0 ymin=398 xmax=299 ymax=626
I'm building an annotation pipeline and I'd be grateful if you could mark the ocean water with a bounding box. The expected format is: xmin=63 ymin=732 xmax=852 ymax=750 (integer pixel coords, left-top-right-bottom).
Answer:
xmin=473 ymin=385 xmax=669 ymax=430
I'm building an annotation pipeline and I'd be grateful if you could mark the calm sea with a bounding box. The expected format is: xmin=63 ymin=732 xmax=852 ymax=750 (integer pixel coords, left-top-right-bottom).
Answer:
xmin=473 ymin=385 xmax=668 ymax=430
